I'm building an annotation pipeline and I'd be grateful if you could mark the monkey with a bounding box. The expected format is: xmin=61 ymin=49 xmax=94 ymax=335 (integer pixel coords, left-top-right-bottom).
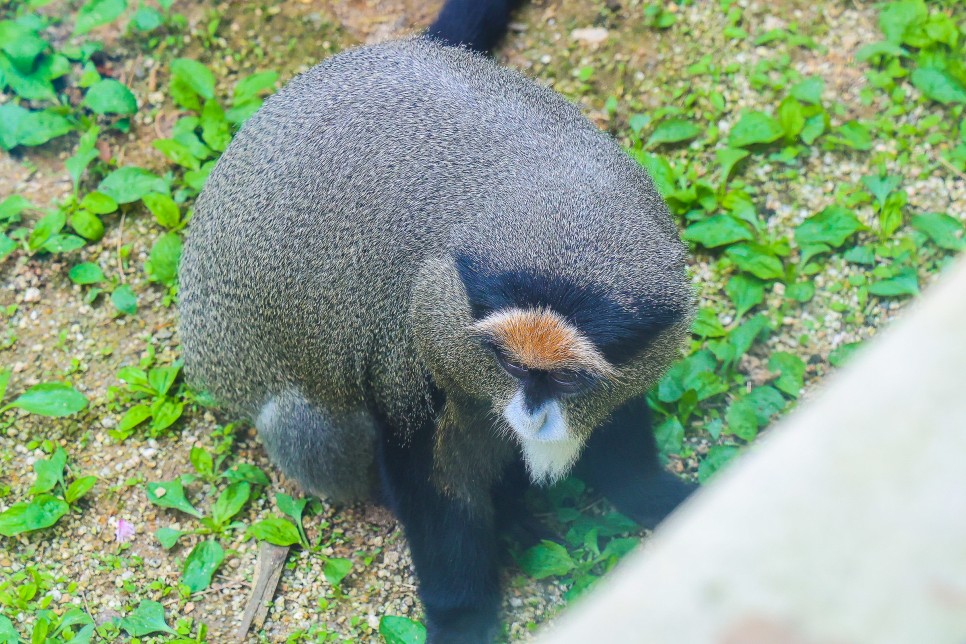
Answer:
xmin=178 ymin=1 xmax=697 ymax=641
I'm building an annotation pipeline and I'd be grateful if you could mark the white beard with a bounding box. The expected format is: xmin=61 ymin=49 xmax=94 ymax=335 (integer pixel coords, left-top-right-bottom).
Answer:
xmin=503 ymin=390 xmax=584 ymax=485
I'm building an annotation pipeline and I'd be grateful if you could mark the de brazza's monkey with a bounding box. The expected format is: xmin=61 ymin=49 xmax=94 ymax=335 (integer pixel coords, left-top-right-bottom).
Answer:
xmin=179 ymin=1 xmax=697 ymax=640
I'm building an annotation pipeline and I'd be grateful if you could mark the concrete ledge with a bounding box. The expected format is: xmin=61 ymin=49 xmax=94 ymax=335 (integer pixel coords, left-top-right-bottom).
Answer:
xmin=542 ymin=257 xmax=966 ymax=644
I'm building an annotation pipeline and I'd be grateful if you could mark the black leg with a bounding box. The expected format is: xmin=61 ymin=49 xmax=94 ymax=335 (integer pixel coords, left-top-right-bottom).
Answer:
xmin=377 ymin=419 xmax=500 ymax=644
xmin=574 ymin=397 xmax=697 ymax=529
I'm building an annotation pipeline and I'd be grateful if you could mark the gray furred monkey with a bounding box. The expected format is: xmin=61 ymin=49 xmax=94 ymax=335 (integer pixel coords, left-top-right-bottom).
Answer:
xmin=179 ymin=1 xmax=696 ymax=641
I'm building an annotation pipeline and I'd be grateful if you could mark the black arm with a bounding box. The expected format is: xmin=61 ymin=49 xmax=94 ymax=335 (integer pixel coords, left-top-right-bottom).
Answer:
xmin=574 ymin=396 xmax=697 ymax=529
xmin=426 ymin=0 xmax=525 ymax=55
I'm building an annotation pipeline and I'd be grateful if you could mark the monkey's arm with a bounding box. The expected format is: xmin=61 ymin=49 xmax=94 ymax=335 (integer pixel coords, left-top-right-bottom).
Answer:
xmin=378 ymin=424 xmax=501 ymax=644
xmin=574 ymin=397 xmax=696 ymax=529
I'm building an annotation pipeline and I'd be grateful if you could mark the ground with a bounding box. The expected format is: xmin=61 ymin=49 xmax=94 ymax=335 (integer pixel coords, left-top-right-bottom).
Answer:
xmin=0 ymin=0 xmax=964 ymax=643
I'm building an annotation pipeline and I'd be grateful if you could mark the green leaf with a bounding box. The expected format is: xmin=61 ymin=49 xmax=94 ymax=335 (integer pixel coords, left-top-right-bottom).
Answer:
xmin=0 ymin=369 xmax=10 ymax=403
xmin=795 ymin=206 xmax=863 ymax=247
xmin=910 ymin=213 xmax=964 ymax=251
xmin=790 ymin=76 xmax=824 ymax=104
xmin=726 ymin=274 xmax=764 ymax=318
xmin=117 ymin=404 xmax=151 ymax=433
xmin=0 ymin=236 xmax=15 ymax=262
xmin=861 ymin=175 xmax=901 ymax=211
xmin=725 ymin=396 xmax=759 ymax=441
xmin=519 ymin=540 xmax=575 ymax=579
xmin=145 ymin=478 xmax=202 ymax=518
xmin=647 ymin=118 xmax=701 ymax=147
xmin=727 ymin=314 xmax=772 ymax=364
xmin=117 ymin=600 xmax=177 ymax=637
xmin=276 ymin=493 xmax=308 ymax=524
xmin=728 ymin=111 xmax=784 ymax=147
xmin=234 ymin=70 xmax=278 ymax=101
xmin=855 ymin=40 xmax=908 ymax=62
xmin=725 ymin=243 xmax=785 ymax=280
xmin=691 ymin=307 xmax=726 ymax=338
xmin=683 ymin=215 xmax=753 ymax=248
xmin=69 ymin=210 xmax=105 ymax=241
xmin=323 ymin=557 xmax=352 ymax=587
xmin=654 ymin=416 xmax=684 ymax=459
xmin=878 ymin=0 xmax=927 ymax=45
xmin=0 ymin=194 xmax=30 ymax=223
xmin=0 ymin=104 xmax=29 ymax=150
xmin=150 ymin=398 xmax=184 ymax=432
xmin=29 ymin=448 xmax=67 ymax=495
xmin=379 ymin=616 xmax=427 ymax=644
xmin=110 ymin=284 xmax=137 ymax=315
xmin=869 ymin=268 xmax=919 ymax=297
xmin=81 ymin=191 xmax=117 ymax=216
xmin=97 ymin=167 xmax=168 ymax=204
xmin=5 ymin=383 xmax=88 ymax=417
xmin=879 ymin=191 xmax=906 ymax=239
xmin=132 ymin=6 xmax=163 ymax=31
xmin=0 ymin=20 xmax=48 ymax=71
xmin=145 ymin=232 xmax=182 ymax=285
xmin=28 ymin=210 xmax=66 ymax=253
xmin=698 ymin=445 xmax=740 ymax=483
xmin=800 ymin=113 xmax=826 ymax=145
xmin=66 ymin=126 xmax=101 ymax=187
xmin=170 ymin=58 xmax=215 ymax=111
xmin=43 ymin=233 xmax=87 ymax=254
xmin=0 ymin=495 xmax=69 ymax=536
xmin=142 ymin=193 xmax=180 ymax=228
xmin=658 ymin=350 xmax=725 ymax=403
xmin=200 ymin=99 xmax=231 ymax=152
xmin=182 ymin=540 xmax=224 ymax=593
xmin=82 ymin=79 xmax=137 ymax=115
xmin=785 ymin=281 xmax=815 ymax=303
xmin=247 ymin=517 xmax=301 ymax=546
xmin=222 ymin=463 xmax=271 ymax=486
xmin=768 ymin=352 xmax=806 ymax=398
xmin=147 ymin=363 xmax=180 ymax=395
xmin=15 ymin=110 xmax=73 ymax=147
xmin=829 ymin=342 xmax=862 ymax=367
xmin=830 ymin=121 xmax=872 ymax=151
xmin=152 ymin=139 xmax=200 ymax=170
xmin=189 ymin=445 xmax=213 ymax=478
xmin=0 ymin=614 xmax=17 ymax=642
xmin=911 ymin=68 xmax=966 ymax=105
xmin=65 ymin=476 xmax=97 ymax=504
xmin=778 ymin=97 xmax=805 ymax=140
xmin=210 ymin=481 xmax=251 ymax=527
xmin=155 ymin=527 xmax=186 ymax=549
xmin=716 ymin=147 xmax=749 ymax=185
xmin=75 ymin=0 xmax=128 ymax=35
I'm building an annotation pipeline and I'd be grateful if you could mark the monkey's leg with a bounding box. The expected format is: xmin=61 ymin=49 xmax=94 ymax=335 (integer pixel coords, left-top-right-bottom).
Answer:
xmin=378 ymin=424 xmax=500 ymax=644
xmin=574 ymin=396 xmax=697 ymax=529
xmin=256 ymin=391 xmax=377 ymax=503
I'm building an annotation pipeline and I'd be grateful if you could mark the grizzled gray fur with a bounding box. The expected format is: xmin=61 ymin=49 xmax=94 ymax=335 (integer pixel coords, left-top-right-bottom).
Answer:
xmin=178 ymin=38 xmax=693 ymax=502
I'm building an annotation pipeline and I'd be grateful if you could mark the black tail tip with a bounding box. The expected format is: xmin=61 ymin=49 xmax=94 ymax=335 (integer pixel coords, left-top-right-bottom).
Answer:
xmin=425 ymin=0 xmax=524 ymax=55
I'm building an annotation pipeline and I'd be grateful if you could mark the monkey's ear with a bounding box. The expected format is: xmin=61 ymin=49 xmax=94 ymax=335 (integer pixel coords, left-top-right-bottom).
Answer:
xmin=409 ymin=256 xmax=499 ymax=398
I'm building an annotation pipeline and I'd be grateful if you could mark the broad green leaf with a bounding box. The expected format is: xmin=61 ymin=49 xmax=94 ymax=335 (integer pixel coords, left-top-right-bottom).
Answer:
xmin=69 ymin=210 xmax=104 ymax=241
xmin=82 ymin=78 xmax=137 ymax=115
xmin=210 ymin=481 xmax=251 ymax=527
xmin=200 ymin=99 xmax=231 ymax=152
xmin=131 ymin=6 xmax=163 ymax=31
xmin=790 ymin=76 xmax=824 ymax=104
xmin=795 ymin=206 xmax=863 ymax=248
xmin=855 ymin=40 xmax=908 ymax=62
xmin=323 ymin=557 xmax=352 ymax=587
xmin=911 ymin=213 xmax=964 ymax=251
xmin=725 ymin=243 xmax=785 ymax=280
xmin=778 ymin=97 xmax=805 ymax=140
xmin=182 ymin=540 xmax=224 ymax=593
xmin=29 ymin=448 xmax=67 ymax=495
xmin=222 ymin=463 xmax=271 ymax=486
xmin=111 ymin=284 xmax=137 ymax=315
xmin=692 ymin=307 xmax=726 ymax=338
xmin=5 ymin=383 xmax=88 ymax=417
xmin=379 ymin=616 xmax=427 ymax=644
xmin=117 ymin=600 xmax=177 ymax=637
xmin=145 ymin=478 xmax=202 ymax=518
xmin=785 ymin=281 xmax=815 ymax=303
xmin=276 ymin=493 xmax=308 ymax=524
xmin=75 ymin=0 xmax=128 ymax=36
xmin=0 ymin=236 xmax=15 ymax=262
xmin=725 ymin=396 xmax=759 ymax=441
xmin=0 ymin=369 xmax=10 ymax=402
xmin=727 ymin=314 xmax=771 ymax=364
xmin=632 ymin=150 xmax=676 ymax=197
xmin=519 ymin=540 xmax=575 ymax=579
xmin=912 ymin=68 xmax=966 ymax=104
xmin=0 ymin=614 xmax=16 ymax=642
xmin=0 ymin=21 xmax=48 ymax=71
xmin=715 ymin=147 xmax=749 ymax=185
xmin=879 ymin=191 xmax=906 ymax=239
xmin=117 ymin=404 xmax=151 ymax=433
xmin=0 ymin=495 xmax=69 ymax=536
xmin=878 ymin=0 xmax=927 ymax=45
xmin=15 ymin=110 xmax=73 ymax=147
xmin=654 ymin=416 xmax=684 ymax=459
xmin=0 ymin=103 xmax=29 ymax=150
xmin=142 ymin=193 xmax=180 ymax=228
xmin=698 ymin=445 xmax=740 ymax=483
xmin=145 ymin=232 xmax=182 ymax=285
xmin=728 ymin=111 xmax=784 ymax=147
xmin=246 ymin=517 xmax=301 ymax=546
xmin=0 ymin=194 xmax=30 ymax=223
xmin=234 ymin=70 xmax=278 ymax=101
xmin=27 ymin=210 xmax=66 ymax=253
xmin=800 ymin=113 xmax=825 ymax=144
xmin=657 ymin=350 xmax=725 ymax=403
xmin=170 ymin=58 xmax=215 ymax=111
xmin=147 ymin=363 xmax=180 ymax=395
xmin=66 ymin=126 xmax=101 ymax=187
xmin=647 ymin=118 xmax=701 ymax=147
xmin=43 ymin=234 xmax=86 ymax=254
xmin=155 ymin=527 xmax=186 ymax=549
xmin=829 ymin=342 xmax=862 ymax=367
xmin=726 ymin=274 xmax=764 ymax=318
xmin=150 ymin=398 xmax=184 ymax=432
xmin=97 ymin=167 xmax=168 ymax=204
xmin=65 ymin=476 xmax=97 ymax=504
xmin=190 ymin=446 xmax=214 ymax=478
xmin=152 ymin=139 xmax=199 ymax=170
xmin=683 ymin=215 xmax=753 ymax=248
xmin=861 ymin=175 xmax=901 ymax=211
xmin=768 ymin=352 xmax=806 ymax=398
xmin=830 ymin=121 xmax=872 ymax=151
xmin=869 ymin=268 xmax=919 ymax=297
xmin=81 ymin=192 xmax=119 ymax=217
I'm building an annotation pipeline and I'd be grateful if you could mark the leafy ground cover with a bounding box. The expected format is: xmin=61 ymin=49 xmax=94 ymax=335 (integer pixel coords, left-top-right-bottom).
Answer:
xmin=0 ymin=0 xmax=963 ymax=642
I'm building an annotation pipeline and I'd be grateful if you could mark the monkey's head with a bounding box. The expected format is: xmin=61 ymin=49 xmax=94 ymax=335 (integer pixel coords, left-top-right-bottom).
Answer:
xmin=409 ymin=176 xmax=694 ymax=483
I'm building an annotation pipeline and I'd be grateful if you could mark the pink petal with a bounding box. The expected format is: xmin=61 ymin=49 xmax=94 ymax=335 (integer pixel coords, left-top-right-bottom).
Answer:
xmin=115 ymin=518 xmax=135 ymax=543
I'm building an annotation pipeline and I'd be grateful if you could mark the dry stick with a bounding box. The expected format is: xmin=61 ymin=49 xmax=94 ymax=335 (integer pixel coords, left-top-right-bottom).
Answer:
xmin=235 ymin=542 xmax=290 ymax=642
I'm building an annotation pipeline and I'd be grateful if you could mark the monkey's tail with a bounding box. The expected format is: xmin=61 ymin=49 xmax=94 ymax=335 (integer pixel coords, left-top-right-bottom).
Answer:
xmin=425 ymin=0 xmax=525 ymax=55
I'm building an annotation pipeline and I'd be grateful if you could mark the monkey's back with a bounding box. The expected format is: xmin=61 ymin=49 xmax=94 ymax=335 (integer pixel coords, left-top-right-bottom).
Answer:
xmin=179 ymin=38 xmax=680 ymax=423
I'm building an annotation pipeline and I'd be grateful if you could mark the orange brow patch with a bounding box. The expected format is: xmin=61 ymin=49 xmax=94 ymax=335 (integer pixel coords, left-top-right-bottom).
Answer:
xmin=471 ymin=308 xmax=615 ymax=376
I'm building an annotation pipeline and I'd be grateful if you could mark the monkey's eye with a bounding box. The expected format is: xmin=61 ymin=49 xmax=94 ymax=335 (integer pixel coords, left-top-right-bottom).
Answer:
xmin=550 ymin=370 xmax=583 ymax=394
xmin=494 ymin=349 xmax=529 ymax=379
